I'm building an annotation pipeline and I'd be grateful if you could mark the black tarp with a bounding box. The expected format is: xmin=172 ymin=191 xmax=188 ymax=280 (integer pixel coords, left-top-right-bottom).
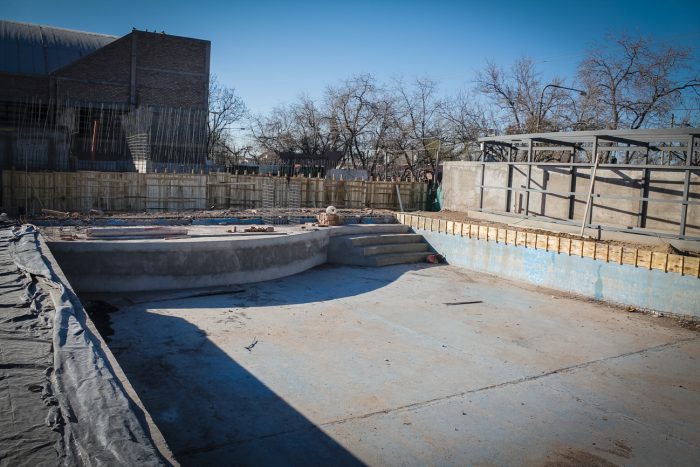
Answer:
xmin=1 ymin=225 xmax=166 ymax=466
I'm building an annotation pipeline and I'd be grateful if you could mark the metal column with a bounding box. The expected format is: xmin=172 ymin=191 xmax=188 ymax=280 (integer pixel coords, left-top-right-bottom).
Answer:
xmin=680 ymin=135 xmax=695 ymax=237
xmin=580 ymin=136 xmax=599 ymax=236
xmin=525 ymin=139 xmax=533 ymax=216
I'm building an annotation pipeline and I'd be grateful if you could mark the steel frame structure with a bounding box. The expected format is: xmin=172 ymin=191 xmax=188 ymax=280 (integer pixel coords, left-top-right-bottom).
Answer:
xmin=478 ymin=128 xmax=700 ymax=239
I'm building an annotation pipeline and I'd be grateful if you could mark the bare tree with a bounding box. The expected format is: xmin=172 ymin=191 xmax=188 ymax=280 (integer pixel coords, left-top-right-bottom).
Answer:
xmin=392 ymin=77 xmax=445 ymax=178
xmin=326 ymin=74 xmax=386 ymax=171
xmin=207 ymin=75 xmax=247 ymax=165
xmin=476 ymin=57 xmax=573 ymax=134
xmin=578 ymin=34 xmax=700 ymax=129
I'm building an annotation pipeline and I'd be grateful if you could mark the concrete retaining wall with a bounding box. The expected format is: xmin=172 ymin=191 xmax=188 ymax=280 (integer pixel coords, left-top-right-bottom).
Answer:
xmin=441 ymin=161 xmax=700 ymax=236
xmin=416 ymin=228 xmax=700 ymax=318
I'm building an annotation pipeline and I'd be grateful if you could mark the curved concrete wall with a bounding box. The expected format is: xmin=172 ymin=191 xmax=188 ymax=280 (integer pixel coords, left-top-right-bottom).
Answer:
xmin=48 ymin=230 xmax=329 ymax=293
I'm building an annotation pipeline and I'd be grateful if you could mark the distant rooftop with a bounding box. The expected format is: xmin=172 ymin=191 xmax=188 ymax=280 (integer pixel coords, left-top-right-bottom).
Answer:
xmin=0 ymin=19 xmax=118 ymax=75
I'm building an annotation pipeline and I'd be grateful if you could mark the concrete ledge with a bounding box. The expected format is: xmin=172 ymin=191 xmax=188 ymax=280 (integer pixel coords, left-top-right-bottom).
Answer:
xmin=417 ymin=228 xmax=700 ymax=318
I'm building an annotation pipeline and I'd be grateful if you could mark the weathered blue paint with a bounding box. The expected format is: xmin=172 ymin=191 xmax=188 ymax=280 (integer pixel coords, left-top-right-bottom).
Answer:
xmin=417 ymin=228 xmax=700 ymax=317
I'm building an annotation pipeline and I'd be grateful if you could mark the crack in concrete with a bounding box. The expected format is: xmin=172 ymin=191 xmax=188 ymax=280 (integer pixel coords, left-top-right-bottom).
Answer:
xmin=176 ymin=336 xmax=699 ymax=457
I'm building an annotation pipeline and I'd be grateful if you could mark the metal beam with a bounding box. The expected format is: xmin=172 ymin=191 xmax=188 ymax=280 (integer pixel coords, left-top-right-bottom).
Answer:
xmin=531 ymin=137 xmax=580 ymax=148
xmin=596 ymin=134 xmax=649 ymax=147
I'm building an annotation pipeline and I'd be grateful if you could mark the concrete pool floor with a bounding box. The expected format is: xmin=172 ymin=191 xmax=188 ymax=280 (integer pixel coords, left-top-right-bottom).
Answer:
xmin=99 ymin=264 xmax=700 ymax=466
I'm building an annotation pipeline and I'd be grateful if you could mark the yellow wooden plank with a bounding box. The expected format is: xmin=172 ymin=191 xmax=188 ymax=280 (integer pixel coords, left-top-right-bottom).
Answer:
xmin=651 ymin=252 xmax=668 ymax=271
xmin=487 ymin=226 xmax=497 ymax=242
xmin=559 ymin=237 xmax=571 ymax=255
xmin=608 ymin=245 xmax=622 ymax=264
xmin=471 ymin=224 xmax=479 ymax=238
xmin=582 ymin=241 xmax=595 ymax=258
xmin=497 ymin=228 xmax=507 ymax=243
xmin=535 ymin=234 xmax=547 ymax=250
xmin=526 ymin=232 xmax=537 ymax=249
xmin=637 ymin=250 xmax=652 ymax=269
xmin=682 ymin=256 xmax=700 ymax=277
xmin=516 ymin=231 xmax=526 ymax=247
xmin=667 ymin=254 xmax=683 ymax=274
xmin=594 ymin=243 xmax=608 ymax=262
xmin=506 ymin=229 xmax=516 ymax=245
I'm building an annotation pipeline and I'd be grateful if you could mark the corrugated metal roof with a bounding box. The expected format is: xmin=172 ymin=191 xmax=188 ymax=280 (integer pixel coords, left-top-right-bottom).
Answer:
xmin=0 ymin=20 xmax=118 ymax=75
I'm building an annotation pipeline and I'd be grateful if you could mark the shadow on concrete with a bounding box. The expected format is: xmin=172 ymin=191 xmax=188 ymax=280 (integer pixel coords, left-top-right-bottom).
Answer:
xmin=108 ymin=308 xmax=364 ymax=466
xmin=118 ymin=263 xmax=439 ymax=310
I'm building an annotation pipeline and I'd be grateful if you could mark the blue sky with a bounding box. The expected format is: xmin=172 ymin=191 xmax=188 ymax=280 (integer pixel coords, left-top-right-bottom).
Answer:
xmin=3 ymin=0 xmax=700 ymax=115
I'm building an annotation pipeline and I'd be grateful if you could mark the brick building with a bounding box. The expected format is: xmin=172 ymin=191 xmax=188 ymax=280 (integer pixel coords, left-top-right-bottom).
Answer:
xmin=0 ymin=20 xmax=210 ymax=171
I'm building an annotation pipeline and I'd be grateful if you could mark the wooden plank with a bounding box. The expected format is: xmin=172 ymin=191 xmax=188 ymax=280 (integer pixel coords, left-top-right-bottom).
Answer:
xmin=651 ymin=252 xmax=667 ymax=271
xmin=559 ymin=237 xmax=571 ymax=255
xmin=487 ymin=226 xmax=497 ymax=242
xmin=570 ymin=239 xmax=582 ymax=257
xmin=546 ymin=235 xmax=558 ymax=252
xmin=582 ymin=241 xmax=596 ymax=259
xmin=621 ymin=247 xmax=637 ymax=266
xmin=682 ymin=256 xmax=700 ymax=277
xmin=526 ymin=232 xmax=537 ymax=249
xmin=497 ymin=228 xmax=507 ymax=243
xmin=515 ymin=231 xmax=526 ymax=247
xmin=637 ymin=250 xmax=652 ymax=269
xmin=594 ymin=243 xmax=609 ymax=262
xmin=535 ymin=234 xmax=547 ymax=250
xmin=667 ymin=254 xmax=683 ymax=274
xmin=506 ymin=229 xmax=517 ymax=245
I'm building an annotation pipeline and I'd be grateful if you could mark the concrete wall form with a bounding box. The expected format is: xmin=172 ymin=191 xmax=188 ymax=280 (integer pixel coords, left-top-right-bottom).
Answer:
xmin=2 ymin=170 xmax=428 ymax=213
xmin=441 ymin=161 xmax=700 ymax=238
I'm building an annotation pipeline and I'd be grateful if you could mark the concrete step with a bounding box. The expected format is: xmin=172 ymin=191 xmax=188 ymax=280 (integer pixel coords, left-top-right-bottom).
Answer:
xmin=362 ymin=242 xmax=429 ymax=256
xmin=329 ymin=224 xmax=411 ymax=237
xmin=349 ymin=234 xmax=424 ymax=247
xmin=370 ymin=251 xmax=432 ymax=267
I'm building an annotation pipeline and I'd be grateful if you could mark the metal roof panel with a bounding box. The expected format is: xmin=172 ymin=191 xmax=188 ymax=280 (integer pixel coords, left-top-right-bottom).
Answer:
xmin=0 ymin=20 xmax=117 ymax=75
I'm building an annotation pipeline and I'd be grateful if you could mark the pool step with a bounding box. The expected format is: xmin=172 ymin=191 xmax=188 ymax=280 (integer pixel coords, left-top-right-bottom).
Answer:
xmin=328 ymin=229 xmax=431 ymax=267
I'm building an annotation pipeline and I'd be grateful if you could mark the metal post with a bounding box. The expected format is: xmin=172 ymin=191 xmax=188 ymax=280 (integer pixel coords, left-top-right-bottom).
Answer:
xmin=479 ymin=161 xmax=486 ymax=210
xmin=580 ymin=136 xmax=599 ymax=236
xmin=506 ymin=161 xmax=513 ymax=212
xmin=638 ymin=146 xmax=651 ymax=228
xmin=525 ymin=139 xmax=533 ymax=215
xmin=680 ymin=135 xmax=695 ymax=237
xmin=568 ymin=165 xmax=577 ymax=220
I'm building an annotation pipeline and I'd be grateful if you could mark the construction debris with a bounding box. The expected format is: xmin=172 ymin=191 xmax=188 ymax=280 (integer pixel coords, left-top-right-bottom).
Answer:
xmin=244 ymin=226 xmax=274 ymax=233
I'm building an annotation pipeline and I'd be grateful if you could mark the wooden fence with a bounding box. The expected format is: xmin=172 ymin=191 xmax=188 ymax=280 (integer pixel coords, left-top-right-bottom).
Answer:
xmin=2 ymin=170 xmax=427 ymax=213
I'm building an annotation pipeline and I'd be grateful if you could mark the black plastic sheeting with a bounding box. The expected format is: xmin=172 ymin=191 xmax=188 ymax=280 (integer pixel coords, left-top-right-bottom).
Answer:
xmin=0 ymin=225 xmax=165 ymax=466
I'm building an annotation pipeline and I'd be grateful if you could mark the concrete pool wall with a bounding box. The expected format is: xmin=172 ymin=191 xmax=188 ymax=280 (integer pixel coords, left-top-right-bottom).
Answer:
xmin=49 ymin=229 xmax=330 ymax=293
xmin=46 ymin=224 xmax=412 ymax=293
xmin=396 ymin=219 xmax=700 ymax=318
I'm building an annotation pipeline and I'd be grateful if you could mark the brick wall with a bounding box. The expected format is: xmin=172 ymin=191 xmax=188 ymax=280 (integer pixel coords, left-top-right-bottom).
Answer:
xmin=0 ymin=73 xmax=49 ymax=101
xmin=133 ymin=31 xmax=209 ymax=109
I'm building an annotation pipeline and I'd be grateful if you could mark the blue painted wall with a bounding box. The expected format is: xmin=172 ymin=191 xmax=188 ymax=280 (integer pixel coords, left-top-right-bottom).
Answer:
xmin=418 ymin=228 xmax=700 ymax=318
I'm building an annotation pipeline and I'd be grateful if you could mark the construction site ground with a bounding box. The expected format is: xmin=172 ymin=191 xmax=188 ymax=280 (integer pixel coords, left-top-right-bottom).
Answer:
xmin=92 ymin=263 xmax=700 ymax=466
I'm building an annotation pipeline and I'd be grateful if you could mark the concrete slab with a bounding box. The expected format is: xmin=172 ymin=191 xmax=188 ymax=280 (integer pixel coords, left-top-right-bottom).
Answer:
xmin=101 ymin=264 xmax=700 ymax=466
